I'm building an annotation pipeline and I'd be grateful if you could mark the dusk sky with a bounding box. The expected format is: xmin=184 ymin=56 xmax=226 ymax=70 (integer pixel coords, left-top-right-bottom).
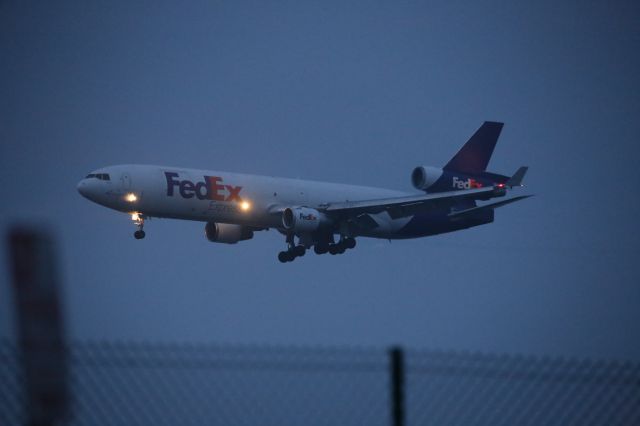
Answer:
xmin=1 ymin=1 xmax=639 ymax=361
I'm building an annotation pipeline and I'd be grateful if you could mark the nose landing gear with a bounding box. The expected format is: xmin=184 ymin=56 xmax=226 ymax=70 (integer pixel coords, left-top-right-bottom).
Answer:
xmin=132 ymin=213 xmax=146 ymax=239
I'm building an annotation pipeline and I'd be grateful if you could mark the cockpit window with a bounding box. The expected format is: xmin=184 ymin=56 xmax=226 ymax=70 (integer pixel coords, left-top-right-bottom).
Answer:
xmin=85 ymin=173 xmax=110 ymax=181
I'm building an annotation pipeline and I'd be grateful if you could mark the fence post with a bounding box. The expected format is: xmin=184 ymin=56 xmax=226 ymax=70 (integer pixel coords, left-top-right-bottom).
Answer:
xmin=389 ymin=346 xmax=405 ymax=426
xmin=9 ymin=227 xmax=69 ymax=426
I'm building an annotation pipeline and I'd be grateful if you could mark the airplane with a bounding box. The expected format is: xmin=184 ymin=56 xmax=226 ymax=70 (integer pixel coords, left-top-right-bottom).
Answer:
xmin=77 ymin=121 xmax=531 ymax=263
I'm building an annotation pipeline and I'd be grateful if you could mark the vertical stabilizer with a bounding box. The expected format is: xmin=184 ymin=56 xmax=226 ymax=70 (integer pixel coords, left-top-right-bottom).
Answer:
xmin=443 ymin=121 xmax=503 ymax=174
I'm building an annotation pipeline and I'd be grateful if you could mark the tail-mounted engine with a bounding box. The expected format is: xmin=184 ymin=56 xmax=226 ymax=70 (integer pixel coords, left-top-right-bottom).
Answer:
xmin=411 ymin=166 xmax=443 ymax=190
xmin=282 ymin=207 xmax=331 ymax=232
xmin=205 ymin=222 xmax=254 ymax=244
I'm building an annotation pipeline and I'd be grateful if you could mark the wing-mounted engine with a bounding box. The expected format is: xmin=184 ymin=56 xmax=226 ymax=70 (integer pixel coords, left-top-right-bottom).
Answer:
xmin=205 ymin=222 xmax=254 ymax=244
xmin=282 ymin=207 xmax=332 ymax=232
xmin=411 ymin=166 xmax=443 ymax=191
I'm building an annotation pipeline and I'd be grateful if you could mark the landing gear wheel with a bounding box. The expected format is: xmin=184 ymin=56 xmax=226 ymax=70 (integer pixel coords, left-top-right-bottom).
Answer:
xmin=344 ymin=237 xmax=356 ymax=249
xmin=278 ymin=251 xmax=292 ymax=263
xmin=314 ymin=243 xmax=329 ymax=255
xmin=293 ymin=245 xmax=306 ymax=257
xmin=132 ymin=213 xmax=146 ymax=239
xmin=328 ymin=240 xmax=349 ymax=255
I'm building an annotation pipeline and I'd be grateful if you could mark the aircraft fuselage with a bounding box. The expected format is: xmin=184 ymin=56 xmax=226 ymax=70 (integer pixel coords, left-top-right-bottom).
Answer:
xmin=77 ymin=121 xmax=529 ymax=262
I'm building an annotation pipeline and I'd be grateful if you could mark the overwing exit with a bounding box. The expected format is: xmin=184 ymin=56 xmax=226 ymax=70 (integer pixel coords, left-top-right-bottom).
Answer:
xmin=77 ymin=122 xmax=531 ymax=263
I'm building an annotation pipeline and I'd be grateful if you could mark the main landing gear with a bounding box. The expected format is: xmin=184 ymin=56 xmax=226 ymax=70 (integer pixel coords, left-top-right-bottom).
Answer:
xmin=132 ymin=213 xmax=146 ymax=240
xmin=278 ymin=233 xmax=306 ymax=263
xmin=277 ymin=245 xmax=306 ymax=263
xmin=278 ymin=235 xmax=357 ymax=263
xmin=314 ymin=237 xmax=356 ymax=255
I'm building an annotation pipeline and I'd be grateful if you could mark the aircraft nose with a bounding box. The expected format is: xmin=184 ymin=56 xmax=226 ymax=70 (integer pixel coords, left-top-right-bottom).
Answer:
xmin=77 ymin=180 xmax=89 ymax=198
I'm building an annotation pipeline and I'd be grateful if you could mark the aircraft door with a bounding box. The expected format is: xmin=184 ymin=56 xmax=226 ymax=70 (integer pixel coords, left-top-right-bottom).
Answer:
xmin=121 ymin=172 xmax=132 ymax=192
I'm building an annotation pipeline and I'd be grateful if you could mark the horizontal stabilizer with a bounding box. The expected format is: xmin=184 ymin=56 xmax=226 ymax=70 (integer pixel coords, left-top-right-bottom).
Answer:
xmin=323 ymin=186 xmax=507 ymax=220
xmin=448 ymin=195 xmax=533 ymax=218
xmin=506 ymin=166 xmax=528 ymax=188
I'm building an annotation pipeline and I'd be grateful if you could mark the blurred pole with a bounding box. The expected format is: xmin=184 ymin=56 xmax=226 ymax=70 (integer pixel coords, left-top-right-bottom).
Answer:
xmin=9 ymin=227 xmax=69 ymax=426
xmin=389 ymin=346 xmax=405 ymax=426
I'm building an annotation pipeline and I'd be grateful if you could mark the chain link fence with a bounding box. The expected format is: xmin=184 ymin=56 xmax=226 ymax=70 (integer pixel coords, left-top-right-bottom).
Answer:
xmin=1 ymin=338 xmax=639 ymax=425
xmin=1 ymin=339 xmax=388 ymax=426
xmin=407 ymin=349 xmax=640 ymax=425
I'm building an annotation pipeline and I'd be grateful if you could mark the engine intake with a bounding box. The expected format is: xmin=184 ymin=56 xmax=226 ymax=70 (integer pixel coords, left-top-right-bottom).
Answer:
xmin=204 ymin=222 xmax=253 ymax=244
xmin=282 ymin=207 xmax=330 ymax=232
xmin=411 ymin=166 xmax=443 ymax=190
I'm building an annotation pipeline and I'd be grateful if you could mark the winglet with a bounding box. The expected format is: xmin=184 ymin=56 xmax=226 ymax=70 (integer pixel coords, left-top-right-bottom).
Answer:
xmin=506 ymin=166 xmax=528 ymax=188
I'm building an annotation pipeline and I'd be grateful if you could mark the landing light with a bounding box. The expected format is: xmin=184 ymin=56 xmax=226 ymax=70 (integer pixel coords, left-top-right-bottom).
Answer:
xmin=240 ymin=200 xmax=251 ymax=211
xmin=125 ymin=193 xmax=138 ymax=202
xmin=131 ymin=212 xmax=140 ymax=221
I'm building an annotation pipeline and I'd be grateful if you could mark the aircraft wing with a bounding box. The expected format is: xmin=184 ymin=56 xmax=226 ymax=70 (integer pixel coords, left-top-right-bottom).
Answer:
xmin=320 ymin=186 xmax=507 ymax=220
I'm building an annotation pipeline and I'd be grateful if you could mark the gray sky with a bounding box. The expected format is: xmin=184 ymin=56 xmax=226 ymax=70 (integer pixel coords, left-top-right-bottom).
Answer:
xmin=1 ymin=0 xmax=639 ymax=361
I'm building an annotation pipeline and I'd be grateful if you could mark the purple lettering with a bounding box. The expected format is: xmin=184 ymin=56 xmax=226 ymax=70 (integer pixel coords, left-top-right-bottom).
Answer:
xmin=165 ymin=172 xmax=243 ymax=202
xmin=179 ymin=180 xmax=195 ymax=198
xmin=195 ymin=181 xmax=208 ymax=200
xmin=165 ymin=172 xmax=180 ymax=196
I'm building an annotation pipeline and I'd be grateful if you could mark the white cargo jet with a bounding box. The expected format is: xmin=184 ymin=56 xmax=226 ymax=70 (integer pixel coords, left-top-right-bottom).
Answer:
xmin=78 ymin=122 xmax=530 ymax=262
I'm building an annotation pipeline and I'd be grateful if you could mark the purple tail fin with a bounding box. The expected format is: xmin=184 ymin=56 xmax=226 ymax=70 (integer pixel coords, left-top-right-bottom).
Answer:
xmin=444 ymin=121 xmax=503 ymax=174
